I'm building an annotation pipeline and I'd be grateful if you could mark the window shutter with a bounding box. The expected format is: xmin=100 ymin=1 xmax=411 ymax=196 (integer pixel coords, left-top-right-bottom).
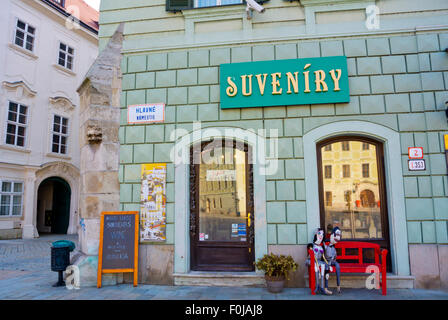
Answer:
xmin=166 ymin=0 xmax=193 ymax=11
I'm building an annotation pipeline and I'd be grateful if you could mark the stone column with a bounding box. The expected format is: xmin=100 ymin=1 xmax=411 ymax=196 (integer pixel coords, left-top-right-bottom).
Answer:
xmin=72 ymin=24 xmax=124 ymax=287
xmin=22 ymin=167 xmax=38 ymax=239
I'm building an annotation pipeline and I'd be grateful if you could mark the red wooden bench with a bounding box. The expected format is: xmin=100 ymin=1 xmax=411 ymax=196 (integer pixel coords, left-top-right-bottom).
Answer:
xmin=308 ymin=241 xmax=388 ymax=295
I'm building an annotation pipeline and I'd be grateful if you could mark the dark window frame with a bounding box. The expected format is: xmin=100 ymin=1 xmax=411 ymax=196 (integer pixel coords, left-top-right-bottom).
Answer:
xmin=362 ymin=163 xmax=370 ymax=178
xmin=316 ymin=136 xmax=391 ymax=271
xmin=14 ymin=18 xmax=35 ymax=52
xmin=324 ymin=165 xmax=332 ymax=179
xmin=51 ymin=114 xmax=69 ymax=154
xmin=342 ymin=164 xmax=350 ymax=178
xmin=58 ymin=42 xmax=75 ymax=70
xmin=166 ymin=0 xmax=269 ymax=12
xmin=52 ymin=0 xmax=65 ymax=7
xmin=6 ymin=101 xmax=28 ymax=147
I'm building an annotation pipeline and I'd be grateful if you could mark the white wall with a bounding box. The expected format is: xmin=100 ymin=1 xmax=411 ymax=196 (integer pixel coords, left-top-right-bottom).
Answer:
xmin=0 ymin=0 xmax=98 ymax=235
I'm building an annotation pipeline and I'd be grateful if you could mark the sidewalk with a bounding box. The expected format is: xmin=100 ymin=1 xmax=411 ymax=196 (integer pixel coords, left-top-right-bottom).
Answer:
xmin=1 ymin=234 xmax=447 ymax=300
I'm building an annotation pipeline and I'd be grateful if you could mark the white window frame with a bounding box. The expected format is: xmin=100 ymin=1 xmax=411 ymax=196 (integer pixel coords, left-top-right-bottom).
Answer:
xmin=194 ymin=0 xmax=242 ymax=8
xmin=51 ymin=114 xmax=69 ymax=155
xmin=13 ymin=18 xmax=36 ymax=53
xmin=58 ymin=42 xmax=75 ymax=71
xmin=5 ymin=101 xmax=28 ymax=148
xmin=0 ymin=181 xmax=24 ymax=217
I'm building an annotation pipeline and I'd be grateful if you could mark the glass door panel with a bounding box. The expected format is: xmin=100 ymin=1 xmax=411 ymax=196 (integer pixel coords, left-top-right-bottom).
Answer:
xmin=198 ymin=147 xmax=248 ymax=242
xmin=320 ymin=140 xmax=385 ymax=240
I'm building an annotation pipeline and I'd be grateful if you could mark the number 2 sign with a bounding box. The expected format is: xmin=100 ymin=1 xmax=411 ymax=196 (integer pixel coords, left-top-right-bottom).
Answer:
xmin=408 ymin=147 xmax=423 ymax=159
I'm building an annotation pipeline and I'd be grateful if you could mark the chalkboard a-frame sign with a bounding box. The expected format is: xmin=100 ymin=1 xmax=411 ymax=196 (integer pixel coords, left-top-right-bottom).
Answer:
xmin=97 ymin=211 xmax=139 ymax=288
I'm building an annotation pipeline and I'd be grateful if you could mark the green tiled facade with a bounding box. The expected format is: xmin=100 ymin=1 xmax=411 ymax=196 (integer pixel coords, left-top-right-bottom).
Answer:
xmin=101 ymin=0 xmax=448 ymax=286
xmin=118 ymin=32 xmax=448 ymax=246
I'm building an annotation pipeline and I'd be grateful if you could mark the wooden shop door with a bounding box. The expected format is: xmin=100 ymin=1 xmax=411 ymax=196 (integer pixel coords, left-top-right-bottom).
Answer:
xmin=190 ymin=140 xmax=255 ymax=271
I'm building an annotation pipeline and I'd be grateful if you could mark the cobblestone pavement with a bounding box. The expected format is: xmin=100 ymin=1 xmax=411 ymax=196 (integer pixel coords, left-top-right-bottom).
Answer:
xmin=1 ymin=234 xmax=448 ymax=300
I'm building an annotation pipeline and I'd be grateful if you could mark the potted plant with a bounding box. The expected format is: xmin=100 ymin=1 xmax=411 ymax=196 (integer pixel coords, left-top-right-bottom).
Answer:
xmin=255 ymin=253 xmax=298 ymax=293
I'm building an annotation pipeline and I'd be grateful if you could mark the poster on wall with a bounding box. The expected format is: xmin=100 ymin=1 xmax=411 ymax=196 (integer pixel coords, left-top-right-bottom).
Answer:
xmin=140 ymin=163 xmax=167 ymax=242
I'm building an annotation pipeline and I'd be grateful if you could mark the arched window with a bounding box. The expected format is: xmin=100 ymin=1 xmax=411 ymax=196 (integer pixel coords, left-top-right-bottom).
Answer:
xmin=317 ymin=136 xmax=390 ymax=270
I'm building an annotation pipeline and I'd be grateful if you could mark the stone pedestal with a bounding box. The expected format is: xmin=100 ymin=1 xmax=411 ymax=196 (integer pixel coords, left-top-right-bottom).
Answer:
xmin=72 ymin=23 xmax=124 ymax=287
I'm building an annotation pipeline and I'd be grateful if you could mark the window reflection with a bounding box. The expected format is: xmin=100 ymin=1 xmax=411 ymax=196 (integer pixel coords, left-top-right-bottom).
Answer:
xmin=198 ymin=146 xmax=247 ymax=242
xmin=321 ymin=140 xmax=382 ymax=239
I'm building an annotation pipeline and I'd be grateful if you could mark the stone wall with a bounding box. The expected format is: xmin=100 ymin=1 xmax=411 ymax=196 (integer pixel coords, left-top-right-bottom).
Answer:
xmin=73 ymin=24 xmax=124 ymax=287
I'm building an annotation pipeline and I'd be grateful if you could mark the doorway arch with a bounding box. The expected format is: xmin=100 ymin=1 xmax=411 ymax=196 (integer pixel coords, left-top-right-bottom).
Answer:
xmin=303 ymin=120 xmax=409 ymax=276
xmin=34 ymin=161 xmax=80 ymax=237
xmin=36 ymin=177 xmax=71 ymax=234
xmin=173 ymin=126 xmax=268 ymax=274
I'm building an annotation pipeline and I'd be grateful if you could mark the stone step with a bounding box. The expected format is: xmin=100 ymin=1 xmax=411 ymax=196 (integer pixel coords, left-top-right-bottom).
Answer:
xmin=173 ymin=272 xmax=266 ymax=287
xmin=304 ymin=273 xmax=415 ymax=289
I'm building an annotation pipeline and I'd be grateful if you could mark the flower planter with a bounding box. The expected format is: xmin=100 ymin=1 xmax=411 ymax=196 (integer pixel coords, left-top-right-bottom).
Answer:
xmin=265 ymin=275 xmax=286 ymax=293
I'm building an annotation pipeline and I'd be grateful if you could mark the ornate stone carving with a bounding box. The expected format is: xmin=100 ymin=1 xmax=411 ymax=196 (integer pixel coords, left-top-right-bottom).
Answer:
xmin=2 ymin=80 xmax=36 ymax=99
xmin=86 ymin=125 xmax=102 ymax=144
xmin=49 ymin=96 xmax=76 ymax=113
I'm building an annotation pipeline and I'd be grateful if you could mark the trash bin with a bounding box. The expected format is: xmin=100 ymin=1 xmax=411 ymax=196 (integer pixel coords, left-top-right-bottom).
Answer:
xmin=51 ymin=240 xmax=75 ymax=287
